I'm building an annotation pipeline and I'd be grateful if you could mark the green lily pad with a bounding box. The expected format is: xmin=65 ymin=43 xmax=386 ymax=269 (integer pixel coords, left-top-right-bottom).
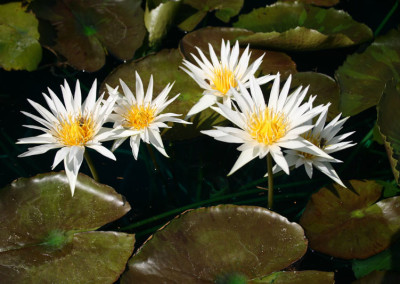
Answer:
xmin=179 ymin=27 xmax=297 ymax=79
xmin=32 ymin=0 xmax=145 ymax=72
xmin=0 ymin=2 xmax=42 ymax=71
xmin=336 ymin=29 xmax=400 ymax=116
xmin=300 ymin=180 xmax=400 ymax=259
xmin=0 ymin=172 xmax=134 ymax=283
xmin=145 ymin=0 xmax=181 ymax=47
xmin=179 ymin=0 xmax=243 ymax=31
xmin=377 ymin=80 xmax=400 ymax=185
xmin=233 ymin=2 xmax=372 ymax=51
xmin=250 ymin=271 xmax=335 ymax=283
xmin=121 ymin=205 xmax=308 ymax=283
xmin=353 ymin=271 xmax=400 ymax=284
xmin=278 ymin=0 xmax=339 ymax=7
xmin=101 ymin=48 xmax=227 ymax=140
xmin=291 ymin=72 xmax=340 ymax=121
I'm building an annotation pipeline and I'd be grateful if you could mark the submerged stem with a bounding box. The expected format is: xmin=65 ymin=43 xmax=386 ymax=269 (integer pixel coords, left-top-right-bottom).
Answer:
xmin=267 ymin=152 xmax=274 ymax=210
xmin=84 ymin=150 xmax=99 ymax=182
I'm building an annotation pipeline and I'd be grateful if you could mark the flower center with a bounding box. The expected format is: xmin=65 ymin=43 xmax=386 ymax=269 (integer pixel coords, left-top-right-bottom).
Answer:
xmin=248 ymin=108 xmax=288 ymax=145
xmin=56 ymin=115 xmax=95 ymax=146
xmin=123 ymin=104 xmax=156 ymax=130
xmin=299 ymin=131 xmax=326 ymax=159
xmin=211 ymin=66 xmax=237 ymax=95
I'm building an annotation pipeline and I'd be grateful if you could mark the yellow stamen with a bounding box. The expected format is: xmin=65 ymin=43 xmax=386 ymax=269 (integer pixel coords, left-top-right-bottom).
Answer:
xmin=299 ymin=131 xmax=326 ymax=159
xmin=248 ymin=108 xmax=288 ymax=145
xmin=56 ymin=115 xmax=95 ymax=146
xmin=210 ymin=66 xmax=237 ymax=95
xmin=123 ymin=104 xmax=155 ymax=130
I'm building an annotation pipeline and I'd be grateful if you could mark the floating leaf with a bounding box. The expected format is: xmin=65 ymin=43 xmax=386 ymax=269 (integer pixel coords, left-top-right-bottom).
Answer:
xmin=145 ymin=0 xmax=181 ymax=47
xmin=278 ymin=0 xmax=339 ymax=7
xmin=0 ymin=172 xmax=134 ymax=283
xmin=336 ymin=29 xmax=400 ymax=116
xmin=179 ymin=0 xmax=243 ymax=30
xmin=300 ymin=180 xmax=400 ymax=259
xmin=233 ymin=2 xmax=372 ymax=51
xmin=291 ymin=72 xmax=340 ymax=121
xmin=353 ymin=271 xmax=400 ymax=284
xmin=121 ymin=205 xmax=308 ymax=283
xmin=0 ymin=2 xmax=42 ymax=71
xmin=179 ymin=27 xmax=297 ymax=79
xmin=177 ymin=10 xmax=206 ymax=31
xmin=32 ymin=0 xmax=146 ymax=72
xmin=377 ymin=80 xmax=400 ymax=185
xmin=250 ymin=271 xmax=335 ymax=283
xmin=101 ymin=48 xmax=227 ymax=140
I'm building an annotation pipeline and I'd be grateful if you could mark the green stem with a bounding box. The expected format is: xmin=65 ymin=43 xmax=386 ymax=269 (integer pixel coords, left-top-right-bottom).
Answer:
xmin=84 ymin=150 xmax=99 ymax=182
xmin=374 ymin=0 xmax=399 ymax=37
xmin=267 ymin=153 xmax=274 ymax=210
xmin=146 ymin=144 xmax=160 ymax=172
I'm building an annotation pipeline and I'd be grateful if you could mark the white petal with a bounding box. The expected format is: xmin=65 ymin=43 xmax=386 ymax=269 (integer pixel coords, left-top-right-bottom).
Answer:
xmin=268 ymin=73 xmax=280 ymax=110
xmin=112 ymin=137 xmax=128 ymax=151
xmin=87 ymin=144 xmax=116 ymax=160
xmin=120 ymin=79 xmax=136 ymax=105
xmin=17 ymin=133 xmax=55 ymax=144
xmin=186 ymin=94 xmax=217 ymax=117
xmin=269 ymin=145 xmax=289 ymax=175
xmin=314 ymin=161 xmax=346 ymax=187
xmin=64 ymin=147 xmax=84 ymax=196
xmin=83 ymin=80 xmax=97 ymax=112
xmin=52 ymin=147 xmax=70 ymax=169
xmin=228 ymin=147 xmax=259 ymax=176
xmin=18 ymin=144 xmax=60 ymax=157
xmin=130 ymin=135 xmax=141 ymax=160
xmin=135 ymin=71 xmax=144 ymax=105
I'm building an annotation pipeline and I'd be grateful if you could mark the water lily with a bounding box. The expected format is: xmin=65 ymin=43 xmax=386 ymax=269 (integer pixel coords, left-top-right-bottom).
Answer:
xmin=108 ymin=72 xmax=190 ymax=159
xmin=272 ymin=104 xmax=355 ymax=187
xmin=181 ymin=39 xmax=275 ymax=117
xmin=17 ymin=80 xmax=117 ymax=196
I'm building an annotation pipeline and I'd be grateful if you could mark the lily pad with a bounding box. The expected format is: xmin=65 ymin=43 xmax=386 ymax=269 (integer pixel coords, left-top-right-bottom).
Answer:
xmin=278 ymin=0 xmax=339 ymax=7
xmin=32 ymin=0 xmax=145 ymax=72
xmin=250 ymin=271 xmax=335 ymax=283
xmin=101 ymin=48 xmax=227 ymax=140
xmin=336 ymin=29 xmax=400 ymax=116
xmin=179 ymin=0 xmax=244 ymax=31
xmin=0 ymin=172 xmax=134 ymax=283
xmin=179 ymin=27 xmax=297 ymax=79
xmin=145 ymin=0 xmax=181 ymax=47
xmin=233 ymin=2 xmax=372 ymax=51
xmin=300 ymin=180 xmax=400 ymax=259
xmin=353 ymin=271 xmax=400 ymax=284
xmin=121 ymin=205 xmax=308 ymax=283
xmin=291 ymin=72 xmax=340 ymax=121
xmin=0 ymin=2 xmax=42 ymax=71
xmin=376 ymin=80 xmax=400 ymax=185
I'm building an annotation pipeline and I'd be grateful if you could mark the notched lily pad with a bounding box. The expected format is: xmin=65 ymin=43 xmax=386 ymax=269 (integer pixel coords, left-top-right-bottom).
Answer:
xmin=31 ymin=0 xmax=146 ymax=72
xmin=179 ymin=27 xmax=297 ymax=79
xmin=377 ymin=80 xmax=400 ymax=185
xmin=336 ymin=29 xmax=400 ymax=116
xmin=0 ymin=172 xmax=134 ymax=283
xmin=0 ymin=2 xmax=42 ymax=71
xmin=233 ymin=2 xmax=372 ymax=51
xmin=300 ymin=180 xmax=400 ymax=259
xmin=291 ymin=72 xmax=340 ymax=121
xmin=121 ymin=205 xmax=308 ymax=283
xmin=250 ymin=271 xmax=335 ymax=283
xmin=101 ymin=48 xmax=227 ymax=140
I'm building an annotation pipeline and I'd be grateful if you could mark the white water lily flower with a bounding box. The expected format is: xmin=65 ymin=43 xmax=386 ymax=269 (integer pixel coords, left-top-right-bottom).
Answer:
xmin=201 ymin=73 xmax=335 ymax=176
xmin=17 ymin=80 xmax=117 ymax=196
xmin=181 ymin=39 xmax=275 ymax=117
xmin=272 ymin=103 xmax=356 ymax=187
xmin=108 ymin=72 xmax=190 ymax=159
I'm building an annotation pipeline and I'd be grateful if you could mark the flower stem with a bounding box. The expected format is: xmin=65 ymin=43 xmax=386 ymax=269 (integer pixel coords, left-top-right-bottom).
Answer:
xmin=146 ymin=144 xmax=160 ymax=172
xmin=84 ymin=150 xmax=99 ymax=182
xmin=267 ymin=152 xmax=274 ymax=210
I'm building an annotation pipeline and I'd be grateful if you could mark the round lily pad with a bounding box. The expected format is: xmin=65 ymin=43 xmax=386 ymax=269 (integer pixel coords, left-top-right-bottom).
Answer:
xmin=101 ymin=48 xmax=227 ymax=140
xmin=121 ymin=205 xmax=308 ymax=283
xmin=31 ymin=0 xmax=146 ymax=72
xmin=336 ymin=29 xmax=400 ymax=116
xmin=377 ymin=79 xmax=400 ymax=185
xmin=291 ymin=72 xmax=340 ymax=121
xmin=300 ymin=180 xmax=400 ymax=259
xmin=0 ymin=172 xmax=134 ymax=283
xmin=250 ymin=271 xmax=335 ymax=283
xmin=0 ymin=2 xmax=42 ymax=71
xmin=179 ymin=27 xmax=297 ymax=79
xmin=233 ymin=2 xmax=373 ymax=51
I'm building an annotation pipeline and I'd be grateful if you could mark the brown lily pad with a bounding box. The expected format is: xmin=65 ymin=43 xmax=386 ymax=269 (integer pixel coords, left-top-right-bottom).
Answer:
xmin=121 ymin=205 xmax=308 ymax=283
xmin=233 ymin=2 xmax=372 ymax=51
xmin=335 ymin=29 xmax=400 ymax=116
xmin=300 ymin=180 xmax=400 ymax=259
xmin=31 ymin=0 xmax=145 ymax=72
xmin=0 ymin=172 xmax=134 ymax=283
xmin=101 ymin=48 xmax=228 ymax=140
xmin=278 ymin=0 xmax=339 ymax=7
xmin=179 ymin=26 xmax=297 ymax=79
